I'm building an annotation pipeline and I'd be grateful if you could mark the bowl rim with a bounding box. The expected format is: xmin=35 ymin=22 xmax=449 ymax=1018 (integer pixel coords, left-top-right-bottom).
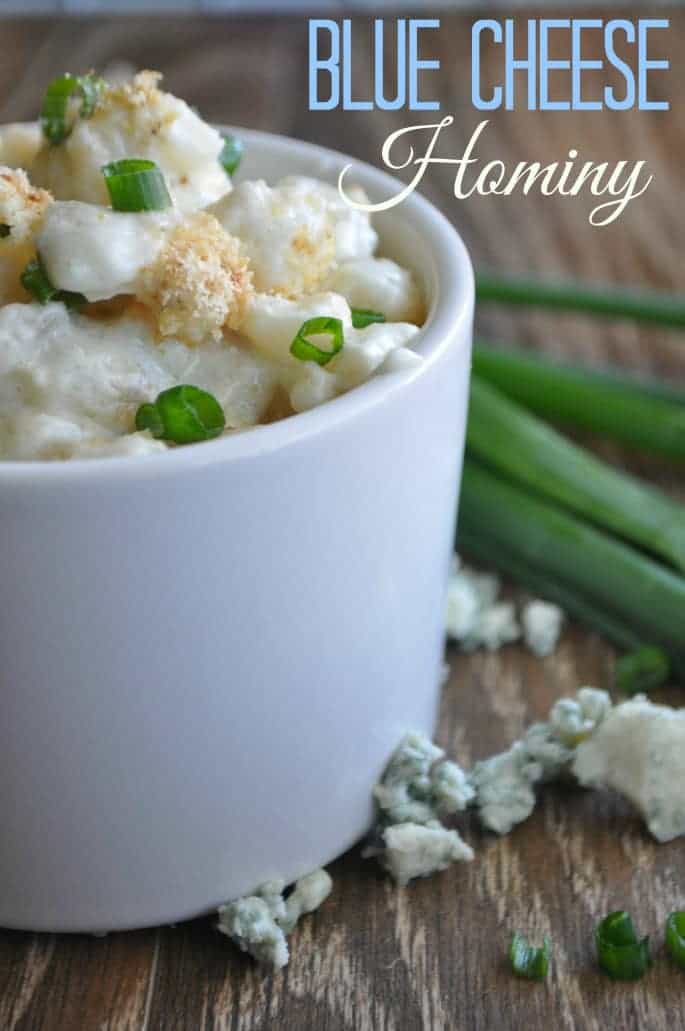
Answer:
xmin=0 ymin=124 xmax=473 ymax=485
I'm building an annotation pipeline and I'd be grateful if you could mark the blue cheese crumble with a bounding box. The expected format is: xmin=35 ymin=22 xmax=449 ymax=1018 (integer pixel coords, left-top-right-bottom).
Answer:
xmin=217 ymin=868 xmax=332 ymax=969
xmin=573 ymin=696 xmax=685 ymax=843
xmin=369 ymin=820 xmax=474 ymax=887
xmin=522 ymin=600 xmax=564 ymax=658
xmin=470 ymin=687 xmax=611 ymax=834
xmin=446 ymin=555 xmax=565 ymax=656
xmin=364 ymin=732 xmax=474 ymax=884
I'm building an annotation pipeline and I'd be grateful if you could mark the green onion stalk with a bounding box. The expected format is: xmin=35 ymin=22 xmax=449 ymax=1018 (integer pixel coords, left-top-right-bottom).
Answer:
xmin=466 ymin=376 xmax=685 ymax=574
xmin=458 ymin=460 xmax=685 ymax=677
xmin=476 ymin=271 xmax=685 ymax=329
xmin=473 ymin=341 xmax=685 ymax=460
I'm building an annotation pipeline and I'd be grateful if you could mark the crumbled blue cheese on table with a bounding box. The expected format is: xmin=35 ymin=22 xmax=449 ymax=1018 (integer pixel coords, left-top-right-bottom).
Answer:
xmin=365 ymin=731 xmax=474 ymax=883
xmin=469 ymin=688 xmax=611 ymax=834
xmin=217 ymin=868 xmax=332 ymax=969
xmin=462 ymin=601 xmax=521 ymax=653
xmin=367 ymin=820 xmax=474 ymax=887
xmin=573 ymin=696 xmax=685 ymax=842
xmin=469 ymin=741 xmax=543 ymax=835
xmin=522 ymin=600 xmax=564 ymax=658
xmin=372 ymin=731 xmax=474 ymax=826
xmin=445 ymin=555 xmax=567 ymax=657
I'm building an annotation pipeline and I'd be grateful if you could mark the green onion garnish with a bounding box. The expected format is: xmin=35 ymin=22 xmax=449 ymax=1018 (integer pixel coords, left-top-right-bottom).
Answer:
xmin=40 ymin=73 xmax=105 ymax=145
xmin=351 ymin=307 xmax=386 ymax=330
xmin=615 ymin=646 xmax=671 ymax=696
xmin=509 ymin=933 xmax=550 ymax=980
xmin=135 ymin=385 xmax=225 ymax=444
xmin=666 ymin=912 xmax=685 ymax=968
xmin=595 ymin=911 xmax=650 ymax=980
xmin=101 ymin=158 xmax=172 ymax=212
xmin=0 ymin=224 xmax=10 ymax=238
xmin=290 ymin=316 xmax=344 ymax=366
xmin=219 ymin=134 xmax=243 ymax=177
xmin=20 ymin=257 xmax=86 ymax=308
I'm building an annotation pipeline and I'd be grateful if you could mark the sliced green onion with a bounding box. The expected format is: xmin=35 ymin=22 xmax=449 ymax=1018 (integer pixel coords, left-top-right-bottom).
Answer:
xmin=467 ymin=376 xmax=685 ymax=574
xmin=509 ymin=933 xmax=550 ymax=980
xmin=595 ymin=911 xmax=650 ymax=980
xmin=134 ymin=403 xmax=164 ymax=439
xmin=101 ymin=158 xmax=171 ymax=212
xmin=351 ymin=308 xmax=386 ymax=330
xmin=458 ymin=461 xmax=685 ymax=673
xmin=20 ymin=257 xmax=86 ymax=308
xmin=290 ymin=316 xmax=343 ymax=366
xmin=0 ymin=224 xmax=10 ymax=238
xmin=473 ymin=341 xmax=685 ymax=461
xmin=615 ymin=646 xmax=671 ymax=695
xmin=41 ymin=73 xmax=105 ymax=145
xmin=135 ymin=385 xmax=225 ymax=444
xmin=665 ymin=912 xmax=685 ymax=968
xmin=219 ymin=134 xmax=243 ymax=177
xmin=476 ymin=271 xmax=685 ymax=330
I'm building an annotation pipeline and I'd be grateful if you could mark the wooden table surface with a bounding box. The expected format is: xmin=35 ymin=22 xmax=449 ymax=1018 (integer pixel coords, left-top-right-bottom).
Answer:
xmin=0 ymin=10 xmax=683 ymax=1030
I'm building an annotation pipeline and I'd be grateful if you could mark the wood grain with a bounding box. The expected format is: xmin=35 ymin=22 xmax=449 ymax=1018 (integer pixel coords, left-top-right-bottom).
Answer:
xmin=0 ymin=10 xmax=683 ymax=1030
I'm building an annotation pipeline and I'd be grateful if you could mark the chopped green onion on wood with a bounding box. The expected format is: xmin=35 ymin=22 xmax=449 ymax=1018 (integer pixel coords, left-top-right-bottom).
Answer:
xmin=476 ymin=271 xmax=685 ymax=329
xmin=473 ymin=341 xmax=685 ymax=460
xmin=467 ymin=376 xmax=685 ymax=574
xmin=665 ymin=912 xmax=685 ymax=969
xmin=595 ymin=911 xmax=650 ymax=980
xmin=458 ymin=460 xmax=685 ymax=672
xmin=509 ymin=933 xmax=550 ymax=980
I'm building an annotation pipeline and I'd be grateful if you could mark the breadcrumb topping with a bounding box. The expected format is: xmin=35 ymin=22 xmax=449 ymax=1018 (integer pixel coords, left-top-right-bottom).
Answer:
xmin=139 ymin=212 xmax=254 ymax=345
xmin=0 ymin=166 xmax=52 ymax=243
xmin=98 ymin=70 xmax=163 ymax=112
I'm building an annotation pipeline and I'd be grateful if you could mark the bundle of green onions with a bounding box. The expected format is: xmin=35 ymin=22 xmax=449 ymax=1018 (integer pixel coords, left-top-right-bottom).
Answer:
xmin=459 ymin=272 xmax=685 ymax=687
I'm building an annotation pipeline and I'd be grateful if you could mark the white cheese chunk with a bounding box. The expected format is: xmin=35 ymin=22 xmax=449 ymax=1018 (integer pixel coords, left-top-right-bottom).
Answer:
xmin=469 ymin=742 xmax=542 ymax=835
xmin=522 ymin=600 xmax=564 ymax=658
xmin=373 ymin=820 xmax=474 ymax=886
xmin=280 ymin=869 xmax=333 ymax=934
xmin=217 ymin=869 xmax=332 ymax=967
xmin=573 ymin=696 xmax=685 ymax=842
xmin=217 ymin=893 xmax=289 ymax=969
xmin=462 ymin=601 xmax=521 ymax=652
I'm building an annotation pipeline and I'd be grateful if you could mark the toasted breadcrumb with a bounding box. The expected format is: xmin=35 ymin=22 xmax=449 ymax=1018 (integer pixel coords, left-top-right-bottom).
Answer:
xmin=97 ymin=69 xmax=164 ymax=113
xmin=139 ymin=212 xmax=254 ymax=345
xmin=0 ymin=166 xmax=52 ymax=303
xmin=0 ymin=166 xmax=52 ymax=243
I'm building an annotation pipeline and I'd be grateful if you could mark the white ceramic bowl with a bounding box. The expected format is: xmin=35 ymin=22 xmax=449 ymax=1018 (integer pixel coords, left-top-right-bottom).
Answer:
xmin=0 ymin=127 xmax=473 ymax=932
